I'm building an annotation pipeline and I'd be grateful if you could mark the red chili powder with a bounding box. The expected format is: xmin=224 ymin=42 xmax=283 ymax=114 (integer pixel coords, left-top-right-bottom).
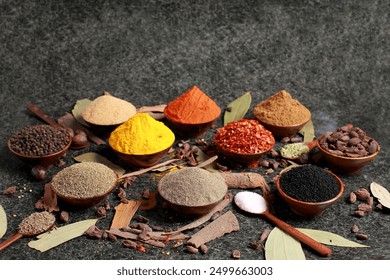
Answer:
xmin=164 ymin=86 xmax=221 ymax=124
xmin=214 ymin=119 xmax=275 ymax=154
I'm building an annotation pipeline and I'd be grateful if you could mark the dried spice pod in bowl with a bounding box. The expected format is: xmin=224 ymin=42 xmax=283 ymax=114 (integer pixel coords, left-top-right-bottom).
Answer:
xmin=157 ymin=167 xmax=228 ymax=216
xmin=317 ymin=124 xmax=380 ymax=174
xmin=164 ymin=86 xmax=221 ymax=138
xmin=8 ymin=124 xmax=72 ymax=168
xmin=213 ymin=119 xmax=275 ymax=166
xmin=109 ymin=113 xmax=175 ymax=167
xmin=51 ymin=162 xmax=118 ymax=209
xmin=253 ymin=90 xmax=311 ymax=138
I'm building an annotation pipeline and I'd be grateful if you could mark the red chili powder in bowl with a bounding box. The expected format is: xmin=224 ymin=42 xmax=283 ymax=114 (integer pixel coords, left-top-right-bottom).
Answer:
xmin=164 ymin=86 xmax=221 ymax=124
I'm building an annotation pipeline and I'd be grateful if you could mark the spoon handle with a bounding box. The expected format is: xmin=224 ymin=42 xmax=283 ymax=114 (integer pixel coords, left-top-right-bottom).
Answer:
xmin=263 ymin=211 xmax=332 ymax=257
xmin=0 ymin=232 xmax=23 ymax=251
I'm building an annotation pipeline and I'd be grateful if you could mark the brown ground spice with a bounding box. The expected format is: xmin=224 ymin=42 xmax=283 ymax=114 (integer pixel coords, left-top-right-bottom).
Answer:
xmin=18 ymin=211 xmax=55 ymax=235
xmin=253 ymin=90 xmax=311 ymax=126
xmin=51 ymin=162 xmax=117 ymax=199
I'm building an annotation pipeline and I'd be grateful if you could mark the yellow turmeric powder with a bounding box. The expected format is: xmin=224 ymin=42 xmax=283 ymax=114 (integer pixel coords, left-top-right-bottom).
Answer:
xmin=109 ymin=113 xmax=175 ymax=155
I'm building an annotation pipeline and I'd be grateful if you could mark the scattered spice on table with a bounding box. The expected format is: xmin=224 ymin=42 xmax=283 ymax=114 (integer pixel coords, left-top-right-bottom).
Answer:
xmin=158 ymin=167 xmax=227 ymax=207
xmin=253 ymin=90 xmax=311 ymax=126
xmin=9 ymin=124 xmax=70 ymax=156
xmin=213 ymin=119 xmax=275 ymax=154
xmin=81 ymin=94 xmax=137 ymax=126
xmin=164 ymin=85 xmax=221 ymax=124
xmin=318 ymin=124 xmax=379 ymax=157
xmin=279 ymin=165 xmax=340 ymax=202
xmin=109 ymin=112 xmax=175 ymax=155
xmin=51 ymin=162 xmax=117 ymax=199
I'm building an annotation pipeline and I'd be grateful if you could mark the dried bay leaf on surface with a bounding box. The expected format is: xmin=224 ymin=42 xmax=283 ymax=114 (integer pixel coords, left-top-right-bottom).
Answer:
xmin=0 ymin=204 xmax=7 ymax=239
xmin=299 ymin=119 xmax=315 ymax=142
xmin=72 ymin=98 xmax=92 ymax=127
xmin=195 ymin=149 xmax=218 ymax=173
xmin=28 ymin=219 xmax=98 ymax=252
xmin=73 ymin=152 xmax=126 ymax=177
xmin=265 ymin=227 xmax=305 ymax=260
xmin=223 ymin=91 xmax=252 ymax=126
xmin=370 ymin=182 xmax=390 ymax=209
xmin=297 ymin=228 xmax=369 ymax=248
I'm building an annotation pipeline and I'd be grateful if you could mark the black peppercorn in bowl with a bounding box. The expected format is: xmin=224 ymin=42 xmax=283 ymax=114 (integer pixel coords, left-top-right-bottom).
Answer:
xmin=8 ymin=125 xmax=72 ymax=168
xmin=275 ymin=165 xmax=345 ymax=217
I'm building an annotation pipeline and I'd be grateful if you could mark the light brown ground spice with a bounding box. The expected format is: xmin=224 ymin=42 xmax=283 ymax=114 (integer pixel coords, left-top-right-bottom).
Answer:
xmin=51 ymin=162 xmax=117 ymax=199
xmin=18 ymin=211 xmax=55 ymax=235
xmin=158 ymin=167 xmax=227 ymax=207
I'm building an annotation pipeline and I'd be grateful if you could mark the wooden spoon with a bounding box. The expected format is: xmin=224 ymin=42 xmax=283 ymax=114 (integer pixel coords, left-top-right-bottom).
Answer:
xmin=234 ymin=191 xmax=332 ymax=257
xmin=0 ymin=211 xmax=55 ymax=251
xmin=280 ymin=140 xmax=318 ymax=160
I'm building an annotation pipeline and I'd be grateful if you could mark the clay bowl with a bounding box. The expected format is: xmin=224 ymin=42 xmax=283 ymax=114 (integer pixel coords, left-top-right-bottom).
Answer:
xmin=111 ymin=145 xmax=173 ymax=168
xmin=275 ymin=168 xmax=345 ymax=217
xmin=157 ymin=182 xmax=225 ymax=217
xmin=257 ymin=116 xmax=311 ymax=139
xmin=215 ymin=142 xmax=274 ymax=167
xmin=316 ymin=141 xmax=381 ymax=175
xmin=51 ymin=182 xmax=117 ymax=209
xmin=165 ymin=115 xmax=219 ymax=138
xmin=7 ymin=135 xmax=72 ymax=168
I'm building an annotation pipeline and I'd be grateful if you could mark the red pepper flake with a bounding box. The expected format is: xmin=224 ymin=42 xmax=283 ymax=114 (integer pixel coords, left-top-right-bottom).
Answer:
xmin=137 ymin=244 xmax=147 ymax=253
xmin=214 ymin=119 xmax=275 ymax=154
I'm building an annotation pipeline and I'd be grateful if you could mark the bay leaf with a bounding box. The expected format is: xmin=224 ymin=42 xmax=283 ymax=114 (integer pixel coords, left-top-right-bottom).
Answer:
xmin=265 ymin=227 xmax=306 ymax=260
xmin=297 ymin=228 xmax=368 ymax=247
xmin=73 ymin=152 xmax=126 ymax=177
xmin=28 ymin=219 xmax=98 ymax=252
xmin=72 ymin=98 xmax=92 ymax=127
xmin=223 ymin=91 xmax=252 ymax=126
xmin=299 ymin=119 xmax=315 ymax=142
xmin=0 ymin=204 xmax=7 ymax=239
xmin=195 ymin=149 xmax=218 ymax=173
xmin=370 ymin=182 xmax=390 ymax=209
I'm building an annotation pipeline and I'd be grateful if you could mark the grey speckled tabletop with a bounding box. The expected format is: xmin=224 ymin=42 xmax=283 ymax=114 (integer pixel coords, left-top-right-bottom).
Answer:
xmin=1 ymin=0 xmax=390 ymax=263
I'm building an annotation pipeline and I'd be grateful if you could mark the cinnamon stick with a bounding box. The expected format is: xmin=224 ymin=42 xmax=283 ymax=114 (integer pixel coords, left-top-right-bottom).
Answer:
xmin=110 ymin=201 xmax=141 ymax=230
xmin=186 ymin=211 xmax=240 ymax=248
xmin=118 ymin=159 xmax=180 ymax=179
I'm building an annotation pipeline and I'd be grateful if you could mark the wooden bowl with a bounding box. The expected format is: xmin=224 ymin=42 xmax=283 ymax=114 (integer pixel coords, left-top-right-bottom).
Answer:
xmin=316 ymin=141 xmax=381 ymax=174
xmin=51 ymin=182 xmax=117 ymax=209
xmin=8 ymin=134 xmax=72 ymax=168
xmin=111 ymin=145 xmax=173 ymax=168
xmin=215 ymin=142 xmax=274 ymax=167
xmin=257 ymin=116 xmax=311 ymax=139
xmin=165 ymin=115 xmax=219 ymax=138
xmin=157 ymin=182 xmax=225 ymax=217
xmin=275 ymin=168 xmax=345 ymax=217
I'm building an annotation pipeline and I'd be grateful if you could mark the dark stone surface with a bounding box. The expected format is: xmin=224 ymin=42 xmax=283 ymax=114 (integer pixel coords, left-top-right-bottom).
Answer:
xmin=1 ymin=0 xmax=389 ymax=260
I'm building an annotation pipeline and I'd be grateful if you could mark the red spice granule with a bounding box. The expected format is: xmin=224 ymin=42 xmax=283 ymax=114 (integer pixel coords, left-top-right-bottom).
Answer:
xmin=214 ymin=119 xmax=275 ymax=154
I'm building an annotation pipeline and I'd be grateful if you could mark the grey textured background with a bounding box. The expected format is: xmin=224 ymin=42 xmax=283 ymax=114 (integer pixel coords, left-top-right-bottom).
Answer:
xmin=1 ymin=0 xmax=390 ymax=260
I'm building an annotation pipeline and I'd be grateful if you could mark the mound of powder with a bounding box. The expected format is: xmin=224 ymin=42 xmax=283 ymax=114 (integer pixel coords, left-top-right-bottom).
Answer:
xmin=51 ymin=162 xmax=117 ymax=199
xmin=158 ymin=167 xmax=227 ymax=207
xmin=82 ymin=95 xmax=137 ymax=126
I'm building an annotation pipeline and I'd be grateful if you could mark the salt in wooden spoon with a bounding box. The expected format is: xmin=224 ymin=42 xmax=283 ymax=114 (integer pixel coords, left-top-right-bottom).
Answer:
xmin=234 ymin=191 xmax=332 ymax=257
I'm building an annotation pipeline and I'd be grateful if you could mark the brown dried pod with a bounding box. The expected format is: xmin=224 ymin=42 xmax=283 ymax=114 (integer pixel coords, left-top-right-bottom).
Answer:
xmin=358 ymin=203 xmax=372 ymax=213
xmin=348 ymin=192 xmax=357 ymax=204
xmin=231 ymin=249 xmax=241 ymax=259
xmin=186 ymin=245 xmax=199 ymax=254
xmin=368 ymin=141 xmax=379 ymax=154
xmin=59 ymin=211 xmax=69 ymax=223
xmin=96 ymin=206 xmax=107 ymax=217
xmin=354 ymin=188 xmax=371 ymax=201
xmin=356 ymin=233 xmax=368 ymax=240
xmin=348 ymin=137 xmax=361 ymax=146
xmin=199 ymin=244 xmax=208 ymax=254
xmin=123 ymin=240 xmax=137 ymax=249
xmin=354 ymin=210 xmax=365 ymax=217
xmin=351 ymin=224 xmax=359 ymax=233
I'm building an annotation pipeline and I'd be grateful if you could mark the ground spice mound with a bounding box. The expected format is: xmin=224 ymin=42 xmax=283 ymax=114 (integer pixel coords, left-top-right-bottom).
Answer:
xmin=158 ymin=167 xmax=227 ymax=207
xmin=109 ymin=113 xmax=175 ymax=155
xmin=164 ymin=86 xmax=221 ymax=124
xmin=279 ymin=165 xmax=340 ymax=202
xmin=18 ymin=211 xmax=55 ymax=236
xmin=253 ymin=90 xmax=311 ymax=126
xmin=9 ymin=125 xmax=70 ymax=156
xmin=51 ymin=162 xmax=117 ymax=199
xmin=214 ymin=119 xmax=275 ymax=154
xmin=82 ymin=95 xmax=137 ymax=126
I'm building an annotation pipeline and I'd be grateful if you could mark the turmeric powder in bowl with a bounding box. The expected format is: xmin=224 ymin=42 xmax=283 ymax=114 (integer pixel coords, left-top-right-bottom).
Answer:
xmin=109 ymin=113 xmax=175 ymax=155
